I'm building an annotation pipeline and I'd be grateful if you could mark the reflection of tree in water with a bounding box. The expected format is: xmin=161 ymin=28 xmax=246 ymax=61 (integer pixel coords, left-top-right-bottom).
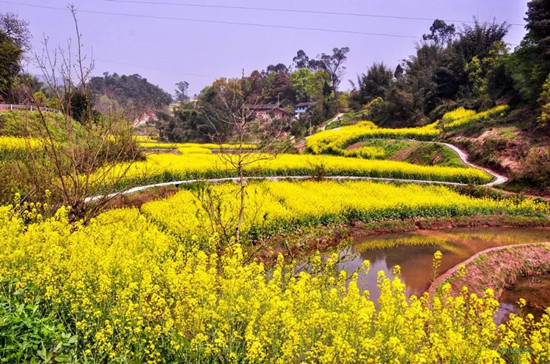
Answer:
xmin=500 ymin=274 xmax=550 ymax=321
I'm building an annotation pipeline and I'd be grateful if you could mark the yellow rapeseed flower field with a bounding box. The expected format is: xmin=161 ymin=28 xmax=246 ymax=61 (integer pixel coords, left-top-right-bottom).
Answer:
xmin=99 ymin=151 xmax=492 ymax=193
xmin=0 ymin=197 xmax=548 ymax=362
xmin=141 ymin=180 xmax=549 ymax=242
xmin=443 ymin=105 xmax=509 ymax=130
xmin=306 ymin=121 xmax=441 ymax=155
xmin=0 ymin=136 xmax=40 ymax=159
xmin=305 ymin=105 xmax=509 ymax=156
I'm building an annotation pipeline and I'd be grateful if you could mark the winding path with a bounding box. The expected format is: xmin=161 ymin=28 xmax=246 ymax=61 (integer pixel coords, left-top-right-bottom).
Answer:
xmin=85 ymin=141 xmax=508 ymax=202
xmin=434 ymin=142 xmax=508 ymax=187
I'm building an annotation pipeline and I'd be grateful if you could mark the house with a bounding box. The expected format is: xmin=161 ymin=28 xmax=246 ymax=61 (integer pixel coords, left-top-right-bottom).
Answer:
xmin=294 ymin=102 xmax=318 ymax=118
xmin=248 ymin=104 xmax=290 ymax=120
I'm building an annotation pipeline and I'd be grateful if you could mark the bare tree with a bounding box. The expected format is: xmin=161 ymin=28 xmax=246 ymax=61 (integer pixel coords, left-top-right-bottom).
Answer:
xmin=196 ymin=77 xmax=290 ymax=244
xmin=14 ymin=5 xmax=141 ymax=222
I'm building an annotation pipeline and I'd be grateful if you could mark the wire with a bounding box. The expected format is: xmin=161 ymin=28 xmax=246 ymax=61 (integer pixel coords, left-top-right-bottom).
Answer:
xmin=104 ymin=0 xmax=527 ymax=27
xmin=0 ymin=0 xmax=420 ymax=39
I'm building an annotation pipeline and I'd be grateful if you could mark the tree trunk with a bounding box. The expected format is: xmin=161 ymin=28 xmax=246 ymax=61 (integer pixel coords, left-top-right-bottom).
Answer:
xmin=235 ymin=163 xmax=245 ymax=243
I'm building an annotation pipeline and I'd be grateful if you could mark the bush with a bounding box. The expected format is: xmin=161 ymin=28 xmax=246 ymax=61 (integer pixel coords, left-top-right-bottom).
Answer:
xmin=0 ymin=279 xmax=77 ymax=362
xmin=515 ymin=147 xmax=550 ymax=192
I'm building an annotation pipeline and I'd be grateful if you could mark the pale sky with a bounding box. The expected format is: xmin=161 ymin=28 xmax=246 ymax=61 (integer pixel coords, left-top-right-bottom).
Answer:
xmin=1 ymin=0 xmax=529 ymax=97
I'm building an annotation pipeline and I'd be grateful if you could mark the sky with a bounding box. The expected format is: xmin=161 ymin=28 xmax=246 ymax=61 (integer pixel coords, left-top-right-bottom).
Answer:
xmin=1 ymin=0 xmax=530 ymax=97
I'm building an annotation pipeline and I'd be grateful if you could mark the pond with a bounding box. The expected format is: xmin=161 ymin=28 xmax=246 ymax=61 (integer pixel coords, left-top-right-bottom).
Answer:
xmin=336 ymin=227 xmax=550 ymax=322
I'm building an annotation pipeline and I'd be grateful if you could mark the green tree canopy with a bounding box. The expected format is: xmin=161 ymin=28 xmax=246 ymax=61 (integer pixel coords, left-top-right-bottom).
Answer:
xmin=0 ymin=31 xmax=22 ymax=101
xmin=351 ymin=63 xmax=394 ymax=106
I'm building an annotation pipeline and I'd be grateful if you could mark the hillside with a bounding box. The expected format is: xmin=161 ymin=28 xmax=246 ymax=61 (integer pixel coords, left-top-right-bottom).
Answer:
xmin=310 ymin=105 xmax=550 ymax=196
xmin=90 ymin=73 xmax=173 ymax=119
xmin=442 ymin=108 xmax=550 ymax=195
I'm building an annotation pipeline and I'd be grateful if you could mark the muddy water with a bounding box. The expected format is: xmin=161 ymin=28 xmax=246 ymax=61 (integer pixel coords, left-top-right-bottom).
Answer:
xmin=337 ymin=227 xmax=550 ymax=320
xmin=498 ymin=274 xmax=550 ymax=322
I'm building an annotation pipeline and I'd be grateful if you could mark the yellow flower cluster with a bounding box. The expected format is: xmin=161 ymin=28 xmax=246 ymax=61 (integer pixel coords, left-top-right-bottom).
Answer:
xmin=342 ymin=146 xmax=386 ymax=159
xmin=305 ymin=105 xmax=509 ymax=156
xmin=101 ymin=150 xmax=492 ymax=193
xmin=139 ymin=141 xmax=257 ymax=150
xmin=0 ymin=204 xmax=548 ymax=362
xmin=443 ymin=105 xmax=509 ymax=130
xmin=0 ymin=136 xmax=39 ymax=159
xmin=441 ymin=107 xmax=477 ymax=122
xmin=141 ymin=180 xmax=549 ymax=242
xmin=306 ymin=121 xmax=440 ymax=155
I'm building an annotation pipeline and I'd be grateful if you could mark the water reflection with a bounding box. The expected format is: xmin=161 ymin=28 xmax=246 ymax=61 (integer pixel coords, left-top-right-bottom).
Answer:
xmin=498 ymin=274 xmax=550 ymax=322
xmin=337 ymin=227 xmax=550 ymax=320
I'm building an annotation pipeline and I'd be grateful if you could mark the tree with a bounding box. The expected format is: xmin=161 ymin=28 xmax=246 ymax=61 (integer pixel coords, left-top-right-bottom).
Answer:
xmin=394 ymin=64 xmax=404 ymax=80
xmin=351 ymin=62 xmax=394 ymax=107
xmin=262 ymin=71 xmax=294 ymax=104
xmin=245 ymin=70 xmax=265 ymax=98
xmin=509 ymin=0 xmax=550 ymax=104
xmin=266 ymin=63 xmax=289 ymax=75
xmin=0 ymin=31 xmax=22 ymax=100
xmin=3 ymin=73 xmax=45 ymax=105
xmin=0 ymin=13 xmax=31 ymax=102
xmin=384 ymin=84 xmax=418 ymax=124
xmin=538 ymin=74 xmax=550 ymax=125
xmin=436 ymin=19 xmax=509 ymax=106
xmin=465 ymin=41 xmax=510 ymax=107
xmin=292 ymin=49 xmax=324 ymax=71
xmin=13 ymin=5 xmax=141 ymax=222
xmin=290 ymin=68 xmax=313 ymax=102
xmin=388 ymin=19 xmax=509 ymax=121
xmin=404 ymin=44 xmax=442 ymax=115
xmin=196 ymin=77 xmax=290 ymax=244
xmin=454 ymin=19 xmax=509 ymax=62
xmin=0 ymin=13 xmax=31 ymax=51
xmin=319 ymin=47 xmax=350 ymax=95
xmin=292 ymin=50 xmax=310 ymax=69
xmin=174 ymin=80 xmax=189 ymax=103
xmin=156 ymin=108 xmax=209 ymax=142
xmin=305 ymin=70 xmax=331 ymax=102
xmin=32 ymin=90 xmax=47 ymax=106
xmin=422 ymin=19 xmax=456 ymax=47
xmin=199 ymin=78 xmax=245 ymax=141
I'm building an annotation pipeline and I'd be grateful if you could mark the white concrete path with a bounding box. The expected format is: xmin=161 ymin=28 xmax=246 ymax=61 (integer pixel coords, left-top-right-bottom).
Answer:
xmin=85 ymin=175 xmax=469 ymax=202
xmin=434 ymin=141 xmax=508 ymax=187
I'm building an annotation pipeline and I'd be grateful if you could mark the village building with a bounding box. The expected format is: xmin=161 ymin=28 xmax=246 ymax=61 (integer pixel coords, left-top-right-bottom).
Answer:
xmin=294 ymin=101 xmax=317 ymax=118
xmin=248 ymin=103 xmax=290 ymax=120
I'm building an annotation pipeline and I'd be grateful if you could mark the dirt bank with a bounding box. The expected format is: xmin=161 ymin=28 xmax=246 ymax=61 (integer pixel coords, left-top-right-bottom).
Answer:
xmin=428 ymin=243 xmax=550 ymax=300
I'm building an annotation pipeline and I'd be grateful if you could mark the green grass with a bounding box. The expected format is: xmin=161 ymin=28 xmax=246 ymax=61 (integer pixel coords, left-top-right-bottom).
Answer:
xmin=325 ymin=110 xmax=369 ymax=130
xmin=403 ymin=143 xmax=465 ymax=168
xmin=344 ymin=138 xmax=416 ymax=159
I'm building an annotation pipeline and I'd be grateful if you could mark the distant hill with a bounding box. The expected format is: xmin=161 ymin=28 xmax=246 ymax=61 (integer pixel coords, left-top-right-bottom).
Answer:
xmin=90 ymin=73 xmax=172 ymax=119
